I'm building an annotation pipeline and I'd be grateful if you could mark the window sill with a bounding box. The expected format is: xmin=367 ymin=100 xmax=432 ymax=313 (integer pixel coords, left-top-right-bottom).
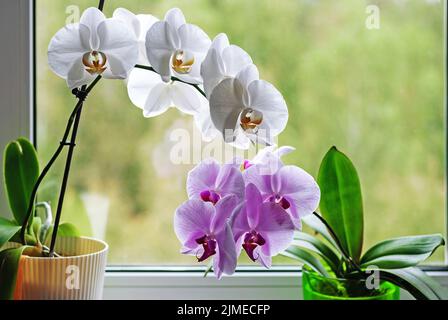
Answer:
xmin=103 ymin=266 xmax=448 ymax=300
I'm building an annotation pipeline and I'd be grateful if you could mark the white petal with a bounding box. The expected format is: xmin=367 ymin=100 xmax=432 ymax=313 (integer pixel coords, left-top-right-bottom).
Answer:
xmin=221 ymin=45 xmax=253 ymax=76
xmin=113 ymin=8 xmax=140 ymax=38
xmin=236 ymin=64 xmax=259 ymax=106
xmin=80 ymin=7 xmax=106 ymax=49
xmin=211 ymin=33 xmax=230 ymax=53
xmin=209 ymin=78 xmax=245 ymax=142
xmin=164 ymin=8 xmax=186 ymax=30
xmin=201 ymin=48 xmax=225 ymax=98
xmin=178 ymin=23 xmax=211 ymax=54
xmin=170 ymin=82 xmax=202 ymax=115
xmin=236 ymin=64 xmax=259 ymax=89
xmin=136 ymin=14 xmax=159 ymax=64
xmin=143 ymin=82 xmax=172 ymax=117
xmin=194 ymin=110 xmax=219 ymax=142
xmin=66 ymin=59 xmax=95 ymax=89
xmin=97 ymin=19 xmax=139 ymax=79
xmin=127 ymin=67 xmax=162 ymax=109
xmin=48 ymin=24 xmax=90 ymax=78
xmin=247 ymin=80 xmax=288 ymax=136
xmin=230 ymin=130 xmax=252 ymax=150
xmin=146 ymin=21 xmax=179 ymax=81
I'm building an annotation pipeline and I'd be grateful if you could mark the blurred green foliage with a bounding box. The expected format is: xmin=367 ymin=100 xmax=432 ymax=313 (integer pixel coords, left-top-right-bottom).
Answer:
xmin=36 ymin=0 xmax=445 ymax=264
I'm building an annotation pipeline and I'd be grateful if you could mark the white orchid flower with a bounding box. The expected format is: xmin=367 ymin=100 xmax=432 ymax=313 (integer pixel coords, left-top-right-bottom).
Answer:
xmin=48 ymin=7 xmax=139 ymax=89
xmin=127 ymin=67 xmax=217 ymax=141
xmin=201 ymin=33 xmax=253 ymax=98
xmin=209 ymin=64 xmax=288 ymax=149
xmin=112 ymin=8 xmax=158 ymax=65
xmin=145 ymin=8 xmax=211 ymax=84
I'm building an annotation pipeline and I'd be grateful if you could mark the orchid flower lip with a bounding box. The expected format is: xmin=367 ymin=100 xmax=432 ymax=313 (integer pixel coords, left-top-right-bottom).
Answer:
xmin=242 ymin=230 xmax=266 ymax=262
xmin=195 ymin=234 xmax=217 ymax=262
xmin=200 ymin=190 xmax=221 ymax=205
xmin=240 ymin=108 xmax=263 ymax=132
xmin=82 ymin=51 xmax=107 ymax=75
xmin=171 ymin=49 xmax=195 ymax=74
xmin=268 ymin=194 xmax=291 ymax=210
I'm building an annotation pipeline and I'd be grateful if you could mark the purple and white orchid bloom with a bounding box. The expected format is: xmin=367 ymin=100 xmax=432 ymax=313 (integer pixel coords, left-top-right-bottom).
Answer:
xmin=174 ymin=195 xmax=239 ymax=278
xmin=187 ymin=159 xmax=245 ymax=204
xmin=231 ymin=184 xmax=295 ymax=268
xmin=243 ymin=164 xmax=320 ymax=229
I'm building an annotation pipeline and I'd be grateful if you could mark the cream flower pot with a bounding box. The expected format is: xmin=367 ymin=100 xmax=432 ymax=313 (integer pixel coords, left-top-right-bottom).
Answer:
xmin=6 ymin=237 xmax=108 ymax=300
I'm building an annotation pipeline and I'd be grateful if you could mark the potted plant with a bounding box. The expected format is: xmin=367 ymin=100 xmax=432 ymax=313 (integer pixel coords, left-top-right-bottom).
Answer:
xmin=1 ymin=0 xmax=445 ymax=301
xmin=282 ymin=147 xmax=447 ymax=300
xmin=0 ymin=138 xmax=108 ymax=300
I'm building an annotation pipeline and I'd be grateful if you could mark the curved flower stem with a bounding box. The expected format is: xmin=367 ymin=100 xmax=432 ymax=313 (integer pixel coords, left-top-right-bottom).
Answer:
xmin=20 ymin=76 xmax=102 ymax=245
xmin=134 ymin=64 xmax=207 ymax=98
xmin=311 ymin=211 xmax=362 ymax=273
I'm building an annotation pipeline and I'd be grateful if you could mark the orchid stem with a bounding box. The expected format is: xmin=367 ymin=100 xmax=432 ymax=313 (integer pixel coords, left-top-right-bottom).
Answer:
xmin=134 ymin=64 xmax=207 ymax=98
xmin=311 ymin=211 xmax=362 ymax=272
xmin=20 ymin=76 xmax=102 ymax=245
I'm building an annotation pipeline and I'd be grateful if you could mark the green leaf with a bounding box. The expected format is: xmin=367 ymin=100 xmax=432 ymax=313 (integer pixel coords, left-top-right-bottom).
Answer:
xmin=294 ymin=232 xmax=341 ymax=275
xmin=0 ymin=246 xmax=28 ymax=300
xmin=282 ymin=246 xmax=330 ymax=277
xmin=58 ymin=223 xmax=81 ymax=237
xmin=0 ymin=218 xmax=21 ymax=249
xmin=3 ymin=138 xmax=39 ymax=225
xmin=302 ymin=214 xmax=340 ymax=253
xmin=380 ymin=267 xmax=448 ymax=300
xmin=360 ymin=234 xmax=445 ymax=269
xmin=317 ymin=146 xmax=364 ymax=262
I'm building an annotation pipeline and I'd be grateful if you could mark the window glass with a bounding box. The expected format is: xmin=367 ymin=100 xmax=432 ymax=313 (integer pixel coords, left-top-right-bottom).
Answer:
xmin=36 ymin=0 xmax=446 ymax=264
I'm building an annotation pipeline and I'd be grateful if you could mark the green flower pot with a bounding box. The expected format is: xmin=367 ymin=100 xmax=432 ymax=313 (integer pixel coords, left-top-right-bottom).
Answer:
xmin=302 ymin=268 xmax=400 ymax=300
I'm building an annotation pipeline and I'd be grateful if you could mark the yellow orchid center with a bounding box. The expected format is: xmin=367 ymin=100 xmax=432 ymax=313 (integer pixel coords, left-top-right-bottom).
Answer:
xmin=171 ymin=49 xmax=195 ymax=74
xmin=82 ymin=51 xmax=107 ymax=75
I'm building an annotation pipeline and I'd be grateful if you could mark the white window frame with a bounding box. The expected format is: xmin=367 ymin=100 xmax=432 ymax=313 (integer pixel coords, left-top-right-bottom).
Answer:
xmin=0 ymin=0 xmax=447 ymax=300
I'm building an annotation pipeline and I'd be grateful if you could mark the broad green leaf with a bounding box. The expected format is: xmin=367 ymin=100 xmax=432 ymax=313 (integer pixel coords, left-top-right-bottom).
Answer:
xmin=0 ymin=218 xmax=21 ymax=249
xmin=317 ymin=146 xmax=364 ymax=262
xmin=0 ymin=246 xmax=28 ymax=300
xmin=380 ymin=267 xmax=448 ymax=300
xmin=282 ymin=246 xmax=330 ymax=277
xmin=360 ymin=234 xmax=445 ymax=269
xmin=3 ymin=138 xmax=39 ymax=225
xmin=294 ymin=232 xmax=341 ymax=275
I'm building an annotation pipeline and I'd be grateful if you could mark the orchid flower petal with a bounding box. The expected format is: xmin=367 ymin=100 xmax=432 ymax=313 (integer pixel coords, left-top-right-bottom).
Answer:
xmin=213 ymin=222 xmax=237 ymax=279
xmin=97 ymin=19 xmax=138 ymax=79
xmin=164 ymin=8 xmax=186 ymax=30
xmin=146 ymin=21 xmax=179 ymax=81
xmin=215 ymin=164 xmax=245 ymax=201
xmin=174 ymin=199 xmax=214 ymax=248
xmin=247 ymin=80 xmax=288 ymax=137
xmin=170 ymin=82 xmax=202 ymax=115
xmin=211 ymin=195 xmax=239 ymax=233
xmin=80 ymin=7 xmax=106 ymax=49
xmin=256 ymin=202 xmax=295 ymax=256
xmin=112 ymin=8 xmax=140 ymax=37
xmin=127 ymin=67 xmax=162 ymax=109
xmin=209 ymin=77 xmax=245 ymax=143
xmin=222 ymin=45 xmax=253 ymax=79
xmin=66 ymin=58 xmax=95 ymax=89
xmin=186 ymin=159 xmax=221 ymax=200
xmin=47 ymin=24 xmax=90 ymax=79
xmin=244 ymin=184 xmax=263 ymax=228
xmin=142 ymin=82 xmax=172 ymax=117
